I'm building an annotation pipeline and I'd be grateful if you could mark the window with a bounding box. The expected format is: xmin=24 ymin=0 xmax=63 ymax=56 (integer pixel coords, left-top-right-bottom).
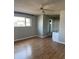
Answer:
xmin=14 ymin=16 xmax=25 ymax=27
xmin=14 ymin=16 xmax=31 ymax=27
xmin=26 ymin=18 xmax=31 ymax=26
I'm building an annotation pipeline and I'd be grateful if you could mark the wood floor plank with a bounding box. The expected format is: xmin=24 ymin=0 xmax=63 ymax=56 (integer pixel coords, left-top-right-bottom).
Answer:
xmin=14 ymin=37 xmax=65 ymax=59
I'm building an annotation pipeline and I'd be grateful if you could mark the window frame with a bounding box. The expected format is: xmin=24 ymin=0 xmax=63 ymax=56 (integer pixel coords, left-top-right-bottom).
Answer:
xmin=25 ymin=17 xmax=32 ymax=27
xmin=14 ymin=16 xmax=32 ymax=27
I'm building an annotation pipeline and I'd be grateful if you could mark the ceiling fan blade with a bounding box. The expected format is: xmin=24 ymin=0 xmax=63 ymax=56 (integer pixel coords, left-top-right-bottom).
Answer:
xmin=43 ymin=9 xmax=55 ymax=11
xmin=40 ymin=4 xmax=45 ymax=8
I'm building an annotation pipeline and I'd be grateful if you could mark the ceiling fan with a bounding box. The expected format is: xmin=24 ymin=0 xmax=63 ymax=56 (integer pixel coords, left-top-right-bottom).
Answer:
xmin=40 ymin=7 xmax=45 ymax=14
xmin=39 ymin=4 xmax=55 ymax=14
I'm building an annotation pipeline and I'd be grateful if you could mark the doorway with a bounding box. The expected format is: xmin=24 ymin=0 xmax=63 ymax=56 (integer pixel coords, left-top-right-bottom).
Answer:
xmin=49 ymin=19 xmax=53 ymax=37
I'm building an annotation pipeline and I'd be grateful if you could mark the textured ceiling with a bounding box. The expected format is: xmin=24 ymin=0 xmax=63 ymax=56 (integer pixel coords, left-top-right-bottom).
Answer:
xmin=14 ymin=0 xmax=65 ymax=15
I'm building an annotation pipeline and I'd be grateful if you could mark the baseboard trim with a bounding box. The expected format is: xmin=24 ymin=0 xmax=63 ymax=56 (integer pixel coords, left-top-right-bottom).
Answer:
xmin=37 ymin=35 xmax=49 ymax=38
xmin=14 ymin=35 xmax=38 ymax=42
xmin=53 ymin=40 xmax=65 ymax=44
xmin=57 ymin=41 xmax=65 ymax=44
xmin=14 ymin=35 xmax=65 ymax=44
xmin=14 ymin=34 xmax=50 ymax=42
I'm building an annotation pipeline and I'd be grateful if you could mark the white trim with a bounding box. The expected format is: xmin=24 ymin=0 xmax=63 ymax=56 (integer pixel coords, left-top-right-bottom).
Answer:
xmin=56 ymin=41 xmax=65 ymax=44
xmin=14 ymin=35 xmax=38 ymax=42
xmin=14 ymin=35 xmax=65 ymax=44
xmin=37 ymin=35 xmax=49 ymax=38
xmin=14 ymin=35 xmax=49 ymax=42
xmin=53 ymin=40 xmax=65 ymax=44
xmin=43 ymin=35 xmax=50 ymax=38
xmin=37 ymin=35 xmax=43 ymax=38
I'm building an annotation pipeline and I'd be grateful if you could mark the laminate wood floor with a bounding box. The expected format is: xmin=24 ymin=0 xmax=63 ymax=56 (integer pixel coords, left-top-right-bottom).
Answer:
xmin=14 ymin=37 xmax=65 ymax=59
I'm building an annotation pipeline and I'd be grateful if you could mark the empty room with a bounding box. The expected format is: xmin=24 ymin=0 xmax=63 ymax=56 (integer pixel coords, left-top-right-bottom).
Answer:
xmin=14 ymin=0 xmax=65 ymax=59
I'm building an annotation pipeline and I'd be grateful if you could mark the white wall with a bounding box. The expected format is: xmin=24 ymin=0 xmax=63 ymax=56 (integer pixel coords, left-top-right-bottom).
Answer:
xmin=43 ymin=15 xmax=49 ymax=37
xmin=37 ymin=15 xmax=60 ymax=38
xmin=14 ymin=13 xmax=38 ymax=40
xmin=53 ymin=20 xmax=59 ymax=32
xmin=37 ymin=15 xmax=50 ymax=38
xmin=37 ymin=15 xmax=43 ymax=38
xmin=59 ymin=10 xmax=65 ymax=44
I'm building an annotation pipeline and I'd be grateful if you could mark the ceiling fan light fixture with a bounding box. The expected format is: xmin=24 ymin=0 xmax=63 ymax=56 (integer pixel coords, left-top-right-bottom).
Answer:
xmin=40 ymin=7 xmax=43 ymax=10
xmin=42 ymin=10 xmax=45 ymax=14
